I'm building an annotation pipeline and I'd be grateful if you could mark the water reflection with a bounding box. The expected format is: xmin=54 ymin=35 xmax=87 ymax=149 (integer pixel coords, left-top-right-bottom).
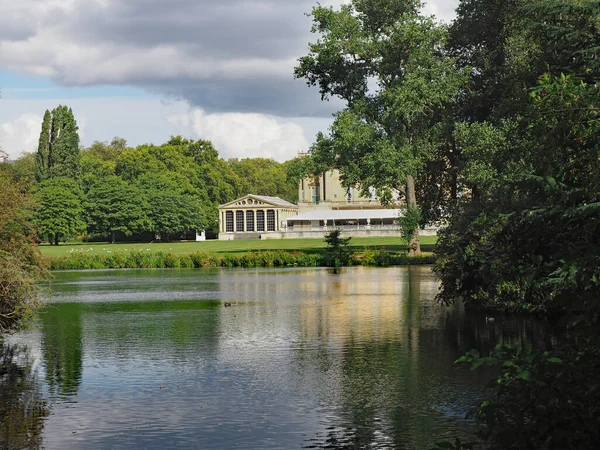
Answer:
xmin=1 ymin=267 xmax=554 ymax=449
xmin=41 ymin=304 xmax=83 ymax=398
xmin=0 ymin=342 xmax=48 ymax=449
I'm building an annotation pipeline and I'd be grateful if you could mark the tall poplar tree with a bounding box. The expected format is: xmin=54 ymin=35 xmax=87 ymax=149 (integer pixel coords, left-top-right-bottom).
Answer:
xmin=35 ymin=105 xmax=81 ymax=182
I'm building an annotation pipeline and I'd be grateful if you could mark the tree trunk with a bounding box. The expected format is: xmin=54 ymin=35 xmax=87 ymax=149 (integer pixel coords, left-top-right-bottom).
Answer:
xmin=406 ymin=175 xmax=421 ymax=256
xmin=111 ymin=232 xmax=116 ymax=244
xmin=53 ymin=234 xmax=59 ymax=246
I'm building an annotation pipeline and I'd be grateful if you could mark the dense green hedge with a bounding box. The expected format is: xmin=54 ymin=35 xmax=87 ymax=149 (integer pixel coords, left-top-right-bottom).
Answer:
xmin=47 ymin=249 xmax=434 ymax=270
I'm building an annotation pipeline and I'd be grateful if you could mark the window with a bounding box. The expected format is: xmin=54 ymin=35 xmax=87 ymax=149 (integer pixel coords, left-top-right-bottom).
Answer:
xmin=266 ymin=210 xmax=275 ymax=231
xmin=311 ymin=186 xmax=320 ymax=204
xmin=225 ymin=211 xmax=233 ymax=232
xmin=246 ymin=210 xmax=255 ymax=232
xmin=256 ymin=210 xmax=265 ymax=231
xmin=236 ymin=211 xmax=244 ymax=232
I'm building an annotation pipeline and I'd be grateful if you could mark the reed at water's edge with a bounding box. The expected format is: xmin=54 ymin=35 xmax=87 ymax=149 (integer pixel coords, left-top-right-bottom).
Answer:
xmin=47 ymin=249 xmax=435 ymax=270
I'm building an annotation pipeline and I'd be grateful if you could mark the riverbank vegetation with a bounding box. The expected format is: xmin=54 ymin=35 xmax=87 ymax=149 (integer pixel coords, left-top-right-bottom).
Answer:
xmin=0 ymin=175 xmax=48 ymax=333
xmin=41 ymin=236 xmax=436 ymax=270
xmin=47 ymin=248 xmax=434 ymax=270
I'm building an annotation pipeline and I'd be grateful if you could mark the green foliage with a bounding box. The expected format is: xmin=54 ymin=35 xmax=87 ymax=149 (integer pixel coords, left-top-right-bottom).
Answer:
xmin=296 ymin=0 xmax=470 ymax=254
xmin=0 ymin=175 xmax=48 ymax=332
xmin=48 ymin=250 xmax=324 ymax=270
xmin=137 ymin=171 xmax=205 ymax=239
xmin=0 ymin=152 xmax=36 ymax=191
xmin=456 ymin=336 xmax=600 ymax=449
xmin=35 ymin=106 xmax=80 ymax=182
xmin=439 ymin=2 xmax=600 ymax=448
xmin=228 ymin=157 xmax=297 ymax=202
xmin=324 ymin=229 xmax=352 ymax=267
xmin=33 ymin=177 xmax=86 ymax=245
xmin=398 ymin=205 xmax=421 ymax=242
xmin=84 ymin=175 xmax=151 ymax=242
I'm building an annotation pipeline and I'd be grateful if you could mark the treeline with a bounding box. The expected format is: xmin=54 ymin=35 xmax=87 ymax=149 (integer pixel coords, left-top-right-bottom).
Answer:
xmin=296 ymin=0 xmax=600 ymax=448
xmin=1 ymin=111 xmax=296 ymax=244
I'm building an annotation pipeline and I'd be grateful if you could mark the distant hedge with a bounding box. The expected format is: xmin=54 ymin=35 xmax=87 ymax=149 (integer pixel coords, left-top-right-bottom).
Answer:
xmin=47 ymin=249 xmax=434 ymax=270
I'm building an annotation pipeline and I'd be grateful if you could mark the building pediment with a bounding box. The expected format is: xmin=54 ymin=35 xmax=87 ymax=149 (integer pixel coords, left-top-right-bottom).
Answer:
xmin=218 ymin=195 xmax=297 ymax=210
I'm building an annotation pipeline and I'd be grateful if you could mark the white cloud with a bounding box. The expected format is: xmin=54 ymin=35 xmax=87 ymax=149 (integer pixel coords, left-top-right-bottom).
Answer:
xmin=0 ymin=113 xmax=43 ymax=160
xmin=0 ymin=97 xmax=327 ymax=162
xmin=168 ymin=106 xmax=311 ymax=162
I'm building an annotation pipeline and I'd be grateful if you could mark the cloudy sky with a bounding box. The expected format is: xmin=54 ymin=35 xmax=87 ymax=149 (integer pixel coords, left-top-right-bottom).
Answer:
xmin=0 ymin=0 xmax=459 ymax=161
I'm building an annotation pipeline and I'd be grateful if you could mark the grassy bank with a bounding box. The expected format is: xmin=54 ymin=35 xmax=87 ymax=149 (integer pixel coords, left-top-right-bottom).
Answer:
xmin=43 ymin=237 xmax=437 ymax=270
xmin=39 ymin=236 xmax=437 ymax=258
xmin=47 ymin=249 xmax=435 ymax=270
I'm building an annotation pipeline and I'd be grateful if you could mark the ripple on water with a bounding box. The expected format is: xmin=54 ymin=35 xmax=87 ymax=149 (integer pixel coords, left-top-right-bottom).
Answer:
xmin=1 ymin=267 xmax=548 ymax=449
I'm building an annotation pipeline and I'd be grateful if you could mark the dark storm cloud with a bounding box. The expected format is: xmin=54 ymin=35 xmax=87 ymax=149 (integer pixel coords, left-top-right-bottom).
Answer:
xmin=70 ymin=0 xmax=313 ymax=59
xmin=0 ymin=0 xmax=457 ymax=118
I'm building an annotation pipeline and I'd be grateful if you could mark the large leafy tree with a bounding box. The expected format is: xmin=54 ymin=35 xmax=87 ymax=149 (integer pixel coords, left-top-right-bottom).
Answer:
xmin=33 ymin=177 xmax=86 ymax=245
xmin=434 ymin=1 xmax=600 ymax=447
xmin=295 ymin=0 xmax=468 ymax=255
xmin=228 ymin=157 xmax=297 ymax=202
xmin=85 ymin=176 xmax=151 ymax=243
xmin=35 ymin=105 xmax=81 ymax=182
xmin=137 ymin=172 xmax=205 ymax=241
xmin=0 ymin=175 xmax=48 ymax=332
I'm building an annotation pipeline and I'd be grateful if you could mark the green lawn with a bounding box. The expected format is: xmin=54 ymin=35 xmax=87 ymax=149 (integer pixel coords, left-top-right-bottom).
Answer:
xmin=39 ymin=236 xmax=437 ymax=258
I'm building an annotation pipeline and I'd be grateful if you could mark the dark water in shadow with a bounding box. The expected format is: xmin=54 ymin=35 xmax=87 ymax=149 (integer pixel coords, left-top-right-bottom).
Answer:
xmin=1 ymin=266 xmax=554 ymax=449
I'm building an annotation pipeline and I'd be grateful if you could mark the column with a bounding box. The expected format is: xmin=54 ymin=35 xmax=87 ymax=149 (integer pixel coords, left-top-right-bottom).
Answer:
xmin=276 ymin=210 xmax=280 ymax=231
xmin=254 ymin=210 xmax=257 ymax=232
xmin=233 ymin=210 xmax=237 ymax=234
xmin=243 ymin=210 xmax=247 ymax=232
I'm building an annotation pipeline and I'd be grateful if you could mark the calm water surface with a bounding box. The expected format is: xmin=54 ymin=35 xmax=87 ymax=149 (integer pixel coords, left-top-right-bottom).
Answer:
xmin=1 ymin=266 xmax=553 ymax=449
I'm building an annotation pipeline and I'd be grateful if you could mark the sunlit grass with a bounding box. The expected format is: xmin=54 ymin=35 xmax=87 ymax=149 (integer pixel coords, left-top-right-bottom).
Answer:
xmin=39 ymin=236 xmax=437 ymax=258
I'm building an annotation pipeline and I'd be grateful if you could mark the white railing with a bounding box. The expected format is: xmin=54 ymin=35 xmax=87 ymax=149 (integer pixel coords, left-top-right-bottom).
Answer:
xmin=289 ymin=224 xmax=399 ymax=232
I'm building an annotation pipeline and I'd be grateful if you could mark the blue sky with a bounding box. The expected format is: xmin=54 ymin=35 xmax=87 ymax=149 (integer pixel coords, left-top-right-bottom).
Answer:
xmin=0 ymin=70 xmax=150 ymax=100
xmin=0 ymin=0 xmax=458 ymax=161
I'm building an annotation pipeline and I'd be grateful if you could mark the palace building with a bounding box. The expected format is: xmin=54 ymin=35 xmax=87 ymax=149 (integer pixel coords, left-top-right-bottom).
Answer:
xmin=217 ymin=195 xmax=299 ymax=240
xmin=217 ymin=164 xmax=436 ymax=240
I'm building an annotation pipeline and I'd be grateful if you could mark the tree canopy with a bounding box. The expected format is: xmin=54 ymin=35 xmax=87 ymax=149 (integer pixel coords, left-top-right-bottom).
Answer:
xmin=295 ymin=0 xmax=469 ymax=254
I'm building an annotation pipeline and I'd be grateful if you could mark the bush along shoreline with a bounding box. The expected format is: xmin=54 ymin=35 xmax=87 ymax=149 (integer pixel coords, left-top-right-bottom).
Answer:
xmin=47 ymin=249 xmax=435 ymax=270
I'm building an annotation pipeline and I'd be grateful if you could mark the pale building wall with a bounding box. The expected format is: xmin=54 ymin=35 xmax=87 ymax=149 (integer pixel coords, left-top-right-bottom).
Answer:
xmin=298 ymin=169 xmax=385 ymax=213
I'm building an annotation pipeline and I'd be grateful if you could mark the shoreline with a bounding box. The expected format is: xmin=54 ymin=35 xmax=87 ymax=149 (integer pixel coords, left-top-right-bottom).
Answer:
xmin=46 ymin=249 xmax=435 ymax=271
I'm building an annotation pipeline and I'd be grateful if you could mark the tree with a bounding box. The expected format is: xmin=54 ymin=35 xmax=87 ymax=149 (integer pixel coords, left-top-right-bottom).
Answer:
xmin=228 ymin=157 xmax=298 ymax=202
xmin=0 ymin=175 xmax=48 ymax=332
xmin=295 ymin=0 xmax=469 ymax=255
xmin=35 ymin=105 xmax=81 ymax=182
xmin=85 ymin=176 xmax=151 ymax=243
xmin=0 ymin=153 xmax=36 ymax=191
xmin=324 ymin=229 xmax=352 ymax=267
xmin=137 ymin=172 xmax=205 ymax=241
xmin=434 ymin=1 xmax=600 ymax=447
xmin=33 ymin=177 xmax=86 ymax=245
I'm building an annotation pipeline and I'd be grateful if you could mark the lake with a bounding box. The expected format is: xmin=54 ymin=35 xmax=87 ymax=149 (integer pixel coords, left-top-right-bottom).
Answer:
xmin=1 ymin=266 xmax=554 ymax=449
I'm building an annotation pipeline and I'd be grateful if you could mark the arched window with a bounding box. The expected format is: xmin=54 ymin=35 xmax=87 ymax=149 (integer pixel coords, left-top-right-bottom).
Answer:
xmin=266 ymin=210 xmax=275 ymax=231
xmin=225 ymin=211 xmax=234 ymax=232
xmin=246 ymin=210 xmax=255 ymax=232
xmin=256 ymin=210 xmax=265 ymax=232
xmin=236 ymin=211 xmax=244 ymax=232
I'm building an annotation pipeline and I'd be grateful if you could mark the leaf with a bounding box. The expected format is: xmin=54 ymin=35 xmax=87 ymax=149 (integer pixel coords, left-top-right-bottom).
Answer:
xmin=518 ymin=370 xmax=531 ymax=381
